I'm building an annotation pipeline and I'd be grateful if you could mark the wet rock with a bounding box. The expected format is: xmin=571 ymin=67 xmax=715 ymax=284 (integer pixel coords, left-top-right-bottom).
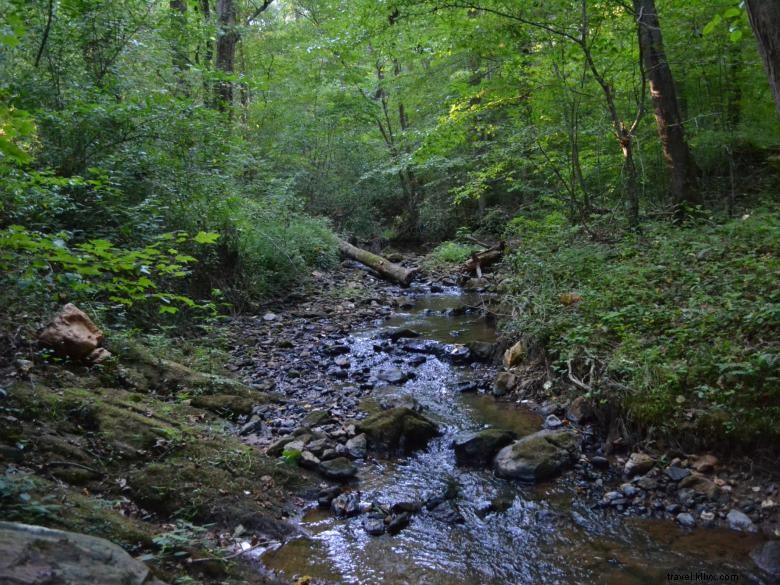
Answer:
xmin=679 ymin=472 xmax=719 ymax=499
xmin=391 ymin=501 xmax=421 ymax=514
xmin=317 ymin=486 xmax=341 ymax=508
xmin=494 ymin=429 xmax=580 ymax=482
xmin=700 ymin=510 xmax=715 ymax=523
xmin=624 ymin=452 xmax=656 ymax=477
xmin=691 ymin=454 xmax=718 ymax=473
xmin=386 ymin=328 xmax=420 ymax=342
xmin=375 ymin=389 xmax=422 ymax=412
xmin=386 ymin=511 xmax=411 ymax=534
xmin=442 ymin=345 xmax=472 ymax=364
xmin=665 ymin=466 xmax=691 ymax=482
xmin=620 ymin=483 xmax=640 ymax=498
xmin=263 ymin=312 xmax=278 ymax=321
xmin=357 ymin=407 xmax=439 ymax=453
xmin=429 ymin=501 xmax=465 ymax=524
xmin=544 ymin=414 xmax=563 ymax=430
xmin=319 ymin=457 xmax=358 ymax=481
xmin=751 ymin=540 xmax=780 ymax=577
xmin=726 ymin=508 xmax=757 ymax=532
xmin=565 ymin=396 xmax=593 ymax=424
xmin=635 ymin=475 xmax=659 ymax=491
xmin=362 ymin=516 xmax=386 ymax=536
xmin=345 ymin=433 xmax=367 ymax=459
xmin=502 ymin=340 xmax=527 ymax=369
xmin=331 ymin=492 xmax=361 ymax=517
xmin=463 ymin=278 xmax=488 ymax=291
xmin=407 ymin=355 xmax=427 ymax=366
xmin=466 ymin=341 xmax=497 ymax=363
xmin=452 ymin=381 xmax=479 ymax=394
xmin=378 ymin=367 xmax=409 ymax=384
xmin=676 ymin=512 xmax=696 ymax=527
xmin=453 ymin=429 xmax=516 ymax=466
xmin=38 ymin=303 xmax=107 ymax=362
xmin=492 ymin=372 xmax=517 ymax=397
xmin=590 ymin=455 xmax=610 ymax=470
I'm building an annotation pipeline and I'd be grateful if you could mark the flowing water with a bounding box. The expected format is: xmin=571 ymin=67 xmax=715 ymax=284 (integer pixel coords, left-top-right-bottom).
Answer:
xmin=262 ymin=290 xmax=767 ymax=584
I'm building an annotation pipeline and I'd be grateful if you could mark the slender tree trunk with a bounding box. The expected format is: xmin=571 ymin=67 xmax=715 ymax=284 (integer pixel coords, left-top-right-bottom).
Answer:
xmin=634 ymin=0 xmax=700 ymax=215
xmin=745 ymin=0 xmax=780 ymax=115
xmin=215 ymin=0 xmax=237 ymax=110
xmin=170 ymin=0 xmax=188 ymax=92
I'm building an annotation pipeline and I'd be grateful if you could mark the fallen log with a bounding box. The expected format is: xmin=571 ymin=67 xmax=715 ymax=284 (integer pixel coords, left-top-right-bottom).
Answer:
xmin=463 ymin=241 xmax=506 ymax=277
xmin=338 ymin=238 xmax=418 ymax=286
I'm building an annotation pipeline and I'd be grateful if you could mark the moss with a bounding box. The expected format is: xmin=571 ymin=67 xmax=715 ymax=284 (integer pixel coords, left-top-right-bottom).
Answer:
xmin=191 ymin=393 xmax=263 ymax=419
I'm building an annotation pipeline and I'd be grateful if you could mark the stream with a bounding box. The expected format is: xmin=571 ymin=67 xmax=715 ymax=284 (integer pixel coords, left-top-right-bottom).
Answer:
xmin=260 ymin=288 xmax=766 ymax=584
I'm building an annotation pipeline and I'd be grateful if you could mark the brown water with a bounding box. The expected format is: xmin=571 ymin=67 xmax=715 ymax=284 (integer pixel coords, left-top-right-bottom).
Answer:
xmin=262 ymin=290 xmax=769 ymax=584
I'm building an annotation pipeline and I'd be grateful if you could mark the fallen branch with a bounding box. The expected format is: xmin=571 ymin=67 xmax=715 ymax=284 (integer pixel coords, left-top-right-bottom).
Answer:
xmin=567 ymin=359 xmax=592 ymax=393
xmin=463 ymin=241 xmax=506 ymax=276
xmin=338 ymin=238 xmax=417 ymax=286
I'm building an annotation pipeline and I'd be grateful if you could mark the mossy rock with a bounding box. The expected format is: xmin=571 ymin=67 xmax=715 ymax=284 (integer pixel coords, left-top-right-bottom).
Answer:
xmin=105 ymin=339 xmax=251 ymax=397
xmin=357 ymin=407 xmax=440 ymax=453
xmin=191 ymin=394 xmax=259 ymax=419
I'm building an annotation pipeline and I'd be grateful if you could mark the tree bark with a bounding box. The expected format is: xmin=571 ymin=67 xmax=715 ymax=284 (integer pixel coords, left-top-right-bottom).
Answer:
xmin=215 ymin=0 xmax=237 ymax=109
xmin=337 ymin=239 xmax=418 ymax=286
xmin=635 ymin=0 xmax=700 ymax=215
xmin=745 ymin=0 xmax=780 ymax=116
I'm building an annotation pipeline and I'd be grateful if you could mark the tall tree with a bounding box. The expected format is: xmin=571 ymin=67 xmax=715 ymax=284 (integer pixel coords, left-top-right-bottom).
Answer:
xmin=634 ymin=0 xmax=700 ymax=215
xmin=744 ymin=0 xmax=780 ymax=115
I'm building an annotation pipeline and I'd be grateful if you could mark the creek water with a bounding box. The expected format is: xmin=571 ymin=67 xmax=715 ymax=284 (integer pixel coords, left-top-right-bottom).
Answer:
xmin=262 ymin=290 xmax=766 ymax=584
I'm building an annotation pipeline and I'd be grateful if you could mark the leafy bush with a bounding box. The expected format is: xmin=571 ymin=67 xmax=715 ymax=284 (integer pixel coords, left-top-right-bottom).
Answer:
xmin=0 ymin=226 xmax=220 ymax=323
xmin=501 ymin=207 xmax=780 ymax=448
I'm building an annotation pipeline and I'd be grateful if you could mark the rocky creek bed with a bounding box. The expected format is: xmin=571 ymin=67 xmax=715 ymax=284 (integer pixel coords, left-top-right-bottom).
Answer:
xmin=0 ymin=260 xmax=777 ymax=584
xmin=222 ymin=262 xmax=779 ymax=584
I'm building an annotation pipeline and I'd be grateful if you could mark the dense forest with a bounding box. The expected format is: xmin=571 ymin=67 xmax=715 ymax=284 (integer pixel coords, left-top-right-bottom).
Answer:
xmin=1 ymin=1 xmax=779 ymax=584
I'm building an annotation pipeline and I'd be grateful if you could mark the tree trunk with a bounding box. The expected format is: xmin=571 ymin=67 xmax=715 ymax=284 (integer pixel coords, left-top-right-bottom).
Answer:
xmin=215 ymin=0 xmax=237 ymax=110
xmin=170 ymin=0 xmax=188 ymax=92
xmin=635 ymin=0 xmax=700 ymax=215
xmin=745 ymin=0 xmax=780 ymax=115
xmin=337 ymin=239 xmax=417 ymax=286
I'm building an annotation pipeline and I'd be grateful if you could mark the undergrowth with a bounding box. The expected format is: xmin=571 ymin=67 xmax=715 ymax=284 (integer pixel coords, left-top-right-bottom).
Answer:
xmin=501 ymin=206 xmax=780 ymax=450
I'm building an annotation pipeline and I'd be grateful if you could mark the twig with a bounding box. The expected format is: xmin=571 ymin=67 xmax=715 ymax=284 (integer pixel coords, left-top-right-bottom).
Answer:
xmin=567 ymin=359 xmax=592 ymax=392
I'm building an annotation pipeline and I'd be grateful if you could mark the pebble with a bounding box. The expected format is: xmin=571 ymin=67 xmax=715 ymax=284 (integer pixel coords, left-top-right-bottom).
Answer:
xmin=676 ymin=512 xmax=696 ymax=527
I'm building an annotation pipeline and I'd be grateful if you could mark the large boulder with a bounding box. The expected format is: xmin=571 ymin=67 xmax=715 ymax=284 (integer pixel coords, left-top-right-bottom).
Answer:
xmin=0 ymin=521 xmax=165 ymax=584
xmin=494 ymin=429 xmax=579 ymax=482
xmin=357 ymin=407 xmax=439 ymax=453
xmin=624 ymin=452 xmax=656 ymax=477
xmin=453 ymin=429 xmax=516 ymax=466
xmin=38 ymin=303 xmax=109 ymax=362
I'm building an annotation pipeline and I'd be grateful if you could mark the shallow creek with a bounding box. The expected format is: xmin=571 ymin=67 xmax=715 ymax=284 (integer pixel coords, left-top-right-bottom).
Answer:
xmin=261 ymin=290 xmax=766 ymax=584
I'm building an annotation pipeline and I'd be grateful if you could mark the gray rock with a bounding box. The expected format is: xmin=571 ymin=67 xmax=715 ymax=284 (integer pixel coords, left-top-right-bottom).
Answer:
xmin=492 ymin=372 xmax=517 ymax=397
xmin=676 ymin=512 xmax=696 ymax=527
xmin=357 ymin=407 xmax=439 ymax=453
xmin=544 ymin=414 xmax=563 ymax=429
xmin=665 ymin=466 xmax=691 ymax=482
xmin=751 ymin=540 xmax=780 ymax=577
xmin=726 ymin=508 xmax=757 ymax=532
xmin=494 ymin=429 xmax=580 ymax=482
xmin=624 ymin=452 xmax=656 ymax=477
xmin=465 ymin=341 xmax=497 ymax=363
xmin=319 ymin=457 xmax=358 ymax=481
xmin=453 ymin=429 xmax=516 ymax=466
xmin=331 ymin=492 xmax=361 ymax=517
xmin=0 ymin=521 xmax=167 ymax=585
xmin=428 ymin=501 xmax=465 ymax=524
xmin=620 ymin=483 xmax=640 ymax=498
xmin=386 ymin=512 xmax=411 ymax=534
xmin=378 ymin=367 xmax=409 ymax=384
xmin=362 ymin=516 xmax=386 ymax=536
xmin=345 ymin=433 xmax=367 ymax=459
xmin=301 ymin=409 xmax=333 ymax=428
xmin=299 ymin=450 xmax=321 ymax=470
xmin=565 ymin=396 xmax=593 ymax=423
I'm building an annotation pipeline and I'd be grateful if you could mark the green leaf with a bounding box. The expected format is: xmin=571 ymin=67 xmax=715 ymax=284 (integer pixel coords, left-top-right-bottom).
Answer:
xmin=723 ymin=7 xmax=741 ymax=19
xmin=729 ymin=30 xmax=743 ymax=43
xmin=703 ymin=14 xmax=722 ymax=35
xmin=193 ymin=231 xmax=220 ymax=245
